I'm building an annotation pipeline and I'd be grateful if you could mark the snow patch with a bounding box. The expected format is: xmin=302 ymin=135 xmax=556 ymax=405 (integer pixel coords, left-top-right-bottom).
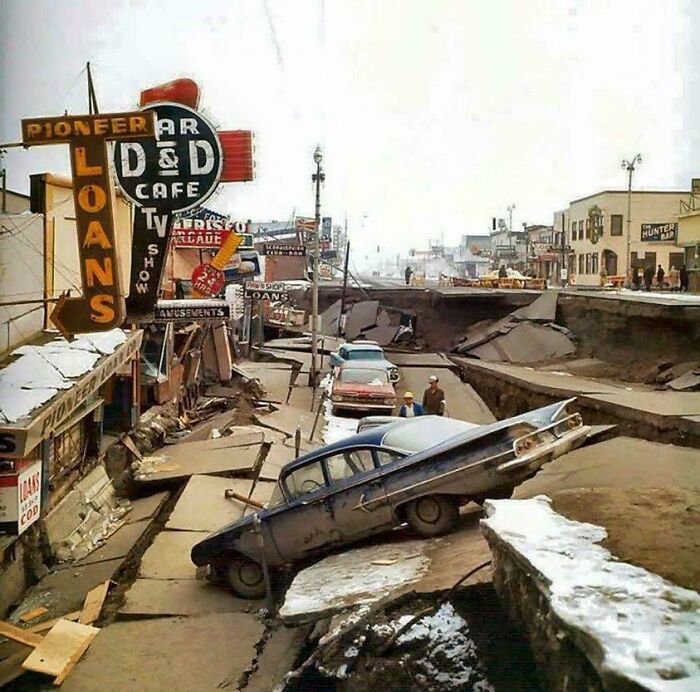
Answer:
xmin=482 ymin=496 xmax=700 ymax=691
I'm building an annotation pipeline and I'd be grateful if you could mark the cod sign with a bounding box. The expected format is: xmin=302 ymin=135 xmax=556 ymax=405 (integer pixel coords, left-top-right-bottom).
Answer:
xmin=21 ymin=112 xmax=156 ymax=337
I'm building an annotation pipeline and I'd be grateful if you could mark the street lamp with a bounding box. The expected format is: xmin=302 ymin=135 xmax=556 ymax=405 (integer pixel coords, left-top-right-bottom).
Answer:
xmin=621 ymin=154 xmax=642 ymax=285
xmin=309 ymin=145 xmax=325 ymax=387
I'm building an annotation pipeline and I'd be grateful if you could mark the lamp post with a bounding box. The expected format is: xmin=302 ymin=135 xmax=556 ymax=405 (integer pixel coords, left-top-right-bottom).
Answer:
xmin=621 ymin=154 xmax=642 ymax=285
xmin=309 ymin=145 xmax=325 ymax=387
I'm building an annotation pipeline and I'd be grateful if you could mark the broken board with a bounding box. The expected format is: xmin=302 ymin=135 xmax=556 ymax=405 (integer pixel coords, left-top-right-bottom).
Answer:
xmin=22 ymin=619 xmax=98 ymax=681
xmin=79 ymin=581 xmax=110 ymax=625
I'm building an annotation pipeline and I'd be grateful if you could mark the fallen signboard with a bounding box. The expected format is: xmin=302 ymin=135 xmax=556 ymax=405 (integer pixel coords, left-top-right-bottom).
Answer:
xmin=263 ymin=243 xmax=306 ymax=257
xmin=154 ymin=300 xmax=231 ymax=322
xmin=244 ymin=281 xmax=290 ymax=301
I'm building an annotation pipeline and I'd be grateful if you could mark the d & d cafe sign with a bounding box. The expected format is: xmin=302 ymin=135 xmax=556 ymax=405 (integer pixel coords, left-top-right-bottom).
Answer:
xmin=21 ymin=112 xmax=156 ymax=337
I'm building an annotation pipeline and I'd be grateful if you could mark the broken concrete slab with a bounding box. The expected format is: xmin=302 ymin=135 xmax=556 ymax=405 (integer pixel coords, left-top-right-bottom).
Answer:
xmin=233 ymin=362 xmax=295 ymax=402
xmin=509 ymin=289 xmax=558 ymax=322
xmin=396 ymin=368 xmax=496 ymax=423
xmin=166 ymin=475 xmax=276 ymax=532
xmin=125 ymin=491 xmax=169 ymax=524
xmin=120 ymin=578 xmax=252 ymax=617
xmin=139 ymin=531 xmax=202 ymax=580
xmin=255 ymin=404 xmax=318 ymax=437
xmin=264 ymin=336 xmax=343 ymax=354
xmin=467 ymin=322 xmax=575 ymax=363
xmin=515 ymin=436 xmax=700 ymax=499
xmin=361 ymin=324 xmax=398 ymax=346
xmin=134 ymin=442 xmax=264 ymax=485
xmin=667 ymin=370 xmax=700 ymax=391
xmin=385 ymin=352 xmax=454 ymax=368
xmin=344 ymin=301 xmax=379 ymax=340
xmin=75 ymin=519 xmax=151 ymax=567
xmin=244 ymin=624 xmax=310 ymax=692
xmin=589 ymin=390 xmax=700 ymax=417
xmin=320 ymin=299 xmax=343 ymax=336
xmin=60 ymin=613 xmax=264 ymax=692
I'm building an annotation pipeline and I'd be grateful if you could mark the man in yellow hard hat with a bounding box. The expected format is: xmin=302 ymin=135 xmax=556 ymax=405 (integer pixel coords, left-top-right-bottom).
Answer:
xmin=398 ymin=391 xmax=423 ymax=418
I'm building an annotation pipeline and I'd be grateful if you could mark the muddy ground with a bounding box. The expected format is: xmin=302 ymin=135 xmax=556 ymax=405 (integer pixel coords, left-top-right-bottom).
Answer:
xmin=550 ymin=486 xmax=700 ymax=593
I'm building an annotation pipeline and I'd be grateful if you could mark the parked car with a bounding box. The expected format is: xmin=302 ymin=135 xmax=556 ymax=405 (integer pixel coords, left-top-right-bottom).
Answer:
xmin=331 ymin=363 xmax=397 ymax=415
xmin=329 ymin=342 xmax=400 ymax=383
xmin=191 ymin=399 xmax=589 ymax=598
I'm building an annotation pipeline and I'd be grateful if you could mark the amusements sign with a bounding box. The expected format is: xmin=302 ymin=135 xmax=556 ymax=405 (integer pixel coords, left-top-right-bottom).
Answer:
xmin=0 ymin=460 xmax=42 ymax=535
xmin=244 ymin=281 xmax=290 ymax=301
xmin=262 ymin=243 xmax=307 ymax=257
xmin=21 ymin=111 xmax=156 ymax=337
xmin=112 ymin=78 xmax=254 ymax=318
xmin=154 ymin=301 xmax=230 ymax=321
xmin=640 ymin=223 xmax=677 ymax=242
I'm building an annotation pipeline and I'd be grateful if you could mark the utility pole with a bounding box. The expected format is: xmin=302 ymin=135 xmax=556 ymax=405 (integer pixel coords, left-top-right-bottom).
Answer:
xmin=309 ymin=146 xmax=325 ymax=387
xmin=507 ymin=203 xmax=515 ymax=268
xmin=0 ymin=149 xmax=6 ymax=213
xmin=621 ymin=154 xmax=642 ymax=285
xmin=86 ymin=61 xmax=99 ymax=114
xmin=338 ymin=240 xmax=350 ymax=337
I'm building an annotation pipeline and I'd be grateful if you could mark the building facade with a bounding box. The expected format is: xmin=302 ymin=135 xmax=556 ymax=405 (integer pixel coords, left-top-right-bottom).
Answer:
xmin=677 ymin=188 xmax=700 ymax=292
xmin=567 ymin=190 xmax=689 ymax=286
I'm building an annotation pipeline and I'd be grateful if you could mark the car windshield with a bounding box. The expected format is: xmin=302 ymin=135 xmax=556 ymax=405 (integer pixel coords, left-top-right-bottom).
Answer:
xmin=268 ymin=482 xmax=286 ymax=508
xmin=340 ymin=368 xmax=388 ymax=384
xmin=348 ymin=349 xmax=382 ymax=360
xmin=382 ymin=416 xmax=480 ymax=453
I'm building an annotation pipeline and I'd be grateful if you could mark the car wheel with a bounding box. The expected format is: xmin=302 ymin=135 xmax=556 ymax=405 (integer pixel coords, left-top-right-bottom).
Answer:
xmin=225 ymin=556 xmax=267 ymax=599
xmin=404 ymin=495 xmax=459 ymax=537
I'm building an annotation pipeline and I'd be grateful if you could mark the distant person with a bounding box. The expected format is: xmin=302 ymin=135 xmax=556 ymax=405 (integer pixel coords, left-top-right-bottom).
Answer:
xmin=669 ymin=265 xmax=680 ymax=292
xmin=498 ymin=265 xmax=508 ymax=279
xmin=643 ymin=265 xmax=654 ymax=291
xmin=422 ymin=375 xmax=446 ymax=416
xmin=632 ymin=265 xmax=641 ymax=289
xmin=680 ymin=265 xmax=690 ymax=292
xmin=656 ymin=264 xmax=665 ymax=289
xmin=405 ymin=265 xmax=413 ymax=285
xmin=398 ymin=392 xmax=423 ymax=417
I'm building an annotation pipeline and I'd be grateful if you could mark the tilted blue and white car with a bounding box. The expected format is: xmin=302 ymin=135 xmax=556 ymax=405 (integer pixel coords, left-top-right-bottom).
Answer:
xmin=191 ymin=399 xmax=589 ymax=597
xmin=329 ymin=342 xmax=400 ymax=383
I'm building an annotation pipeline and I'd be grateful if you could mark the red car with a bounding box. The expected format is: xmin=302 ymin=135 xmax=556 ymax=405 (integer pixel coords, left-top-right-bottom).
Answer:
xmin=331 ymin=362 xmax=396 ymax=415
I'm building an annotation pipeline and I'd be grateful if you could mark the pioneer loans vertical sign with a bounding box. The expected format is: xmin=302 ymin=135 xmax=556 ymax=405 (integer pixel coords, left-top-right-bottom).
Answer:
xmin=0 ymin=460 xmax=42 ymax=535
xmin=21 ymin=112 xmax=156 ymax=336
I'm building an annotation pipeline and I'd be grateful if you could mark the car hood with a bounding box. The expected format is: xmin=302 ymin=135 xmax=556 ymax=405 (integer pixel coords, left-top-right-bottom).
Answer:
xmin=334 ymin=380 xmax=395 ymax=396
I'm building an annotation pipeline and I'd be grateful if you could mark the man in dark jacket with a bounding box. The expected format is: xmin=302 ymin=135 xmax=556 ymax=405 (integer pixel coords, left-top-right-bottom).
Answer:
xmin=632 ymin=265 xmax=641 ymax=289
xmin=656 ymin=264 xmax=665 ymax=289
xmin=405 ymin=265 xmax=413 ymax=285
xmin=422 ymin=375 xmax=445 ymax=416
xmin=680 ymin=265 xmax=690 ymax=292
xmin=643 ymin=265 xmax=654 ymax=291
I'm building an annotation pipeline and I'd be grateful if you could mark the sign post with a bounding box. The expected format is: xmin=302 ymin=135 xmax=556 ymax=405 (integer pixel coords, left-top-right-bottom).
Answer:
xmin=21 ymin=112 xmax=156 ymax=337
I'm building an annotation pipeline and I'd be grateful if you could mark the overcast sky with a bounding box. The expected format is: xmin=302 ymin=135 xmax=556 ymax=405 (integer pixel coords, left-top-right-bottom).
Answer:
xmin=1 ymin=0 xmax=696 ymax=262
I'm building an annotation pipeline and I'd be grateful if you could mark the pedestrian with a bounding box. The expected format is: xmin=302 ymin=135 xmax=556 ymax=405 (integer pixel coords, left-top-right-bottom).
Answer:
xmin=632 ymin=265 xmax=640 ymax=290
xmin=656 ymin=264 xmax=665 ymax=289
xmin=405 ymin=265 xmax=413 ymax=286
xmin=669 ymin=265 xmax=680 ymax=292
xmin=680 ymin=265 xmax=690 ymax=292
xmin=398 ymin=392 xmax=423 ymax=418
xmin=643 ymin=265 xmax=654 ymax=291
xmin=422 ymin=375 xmax=446 ymax=416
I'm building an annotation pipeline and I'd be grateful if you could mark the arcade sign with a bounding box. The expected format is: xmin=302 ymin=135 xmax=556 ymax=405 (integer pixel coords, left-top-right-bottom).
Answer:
xmin=244 ymin=281 xmax=290 ymax=301
xmin=21 ymin=111 xmax=156 ymax=337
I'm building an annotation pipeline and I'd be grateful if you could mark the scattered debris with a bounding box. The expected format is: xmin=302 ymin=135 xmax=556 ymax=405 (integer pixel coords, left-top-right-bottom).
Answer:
xmin=78 ymin=580 xmax=111 ymax=625
xmin=19 ymin=606 xmax=48 ymax=623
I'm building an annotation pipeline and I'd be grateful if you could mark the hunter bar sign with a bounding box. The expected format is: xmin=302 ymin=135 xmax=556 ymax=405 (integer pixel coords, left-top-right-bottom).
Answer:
xmin=22 ymin=112 xmax=156 ymax=336
xmin=263 ymin=243 xmax=307 ymax=257
xmin=244 ymin=281 xmax=290 ymax=301
xmin=640 ymin=223 xmax=678 ymax=242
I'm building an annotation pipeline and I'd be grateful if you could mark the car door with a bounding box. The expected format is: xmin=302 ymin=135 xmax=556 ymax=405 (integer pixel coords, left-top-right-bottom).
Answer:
xmin=321 ymin=448 xmax=395 ymax=542
xmin=266 ymin=459 xmax=339 ymax=563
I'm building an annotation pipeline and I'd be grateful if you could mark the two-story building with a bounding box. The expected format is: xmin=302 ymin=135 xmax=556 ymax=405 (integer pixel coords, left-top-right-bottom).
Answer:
xmin=566 ymin=190 xmax=689 ymax=286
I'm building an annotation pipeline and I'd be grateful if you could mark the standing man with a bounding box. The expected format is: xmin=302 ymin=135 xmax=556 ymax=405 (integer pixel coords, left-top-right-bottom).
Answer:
xmin=656 ymin=264 xmax=665 ymax=289
xmin=680 ymin=264 xmax=690 ymax=292
xmin=643 ymin=265 xmax=654 ymax=291
xmin=632 ymin=264 xmax=641 ymax=290
xmin=405 ymin=265 xmax=413 ymax=286
xmin=422 ymin=375 xmax=446 ymax=416
xmin=398 ymin=392 xmax=423 ymax=418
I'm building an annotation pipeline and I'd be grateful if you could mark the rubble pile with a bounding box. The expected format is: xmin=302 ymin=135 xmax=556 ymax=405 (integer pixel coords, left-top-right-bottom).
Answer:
xmin=454 ymin=290 xmax=576 ymax=363
xmin=320 ymin=299 xmax=413 ymax=346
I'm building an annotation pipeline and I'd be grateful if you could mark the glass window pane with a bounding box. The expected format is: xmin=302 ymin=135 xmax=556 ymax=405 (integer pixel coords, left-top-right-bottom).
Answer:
xmin=376 ymin=450 xmax=403 ymax=466
xmin=285 ymin=461 xmax=325 ymax=499
xmin=325 ymin=449 xmax=375 ymax=483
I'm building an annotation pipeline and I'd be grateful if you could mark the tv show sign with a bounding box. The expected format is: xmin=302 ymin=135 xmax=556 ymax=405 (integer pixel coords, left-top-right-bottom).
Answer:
xmin=263 ymin=243 xmax=307 ymax=257
xmin=21 ymin=111 xmax=156 ymax=337
xmin=0 ymin=460 xmax=42 ymax=535
xmin=640 ymin=223 xmax=677 ymax=242
xmin=244 ymin=281 xmax=290 ymax=301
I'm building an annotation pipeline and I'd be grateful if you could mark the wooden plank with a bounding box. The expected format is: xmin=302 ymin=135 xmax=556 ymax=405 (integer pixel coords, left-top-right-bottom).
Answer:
xmin=19 ymin=606 xmax=49 ymax=623
xmin=21 ymin=620 xmax=98 ymax=679
xmin=53 ymin=627 xmax=99 ymax=685
xmin=79 ymin=580 xmax=111 ymax=625
xmin=0 ymin=620 xmax=43 ymax=647
xmin=27 ymin=612 xmax=81 ymax=634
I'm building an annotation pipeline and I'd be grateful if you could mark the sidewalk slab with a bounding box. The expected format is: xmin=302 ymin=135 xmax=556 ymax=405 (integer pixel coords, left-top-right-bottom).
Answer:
xmin=255 ymin=404 xmax=317 ymax=437
xmin=120 ymin=578 xmax=251 ymax=617
xmin=385 ymin=352 xmax=454 ymax=368
xmin=61 ymin=613 xmax=263 ymax=692
xmin=125 ymin=491 xmax=169 ymax=524
xmin=166 ymin=474 xmax=276 ymax=532
xmin=75 ymin=519 xmax=151 ymax=567
xmin=139 ymin=531 xmax=201 ymax=580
